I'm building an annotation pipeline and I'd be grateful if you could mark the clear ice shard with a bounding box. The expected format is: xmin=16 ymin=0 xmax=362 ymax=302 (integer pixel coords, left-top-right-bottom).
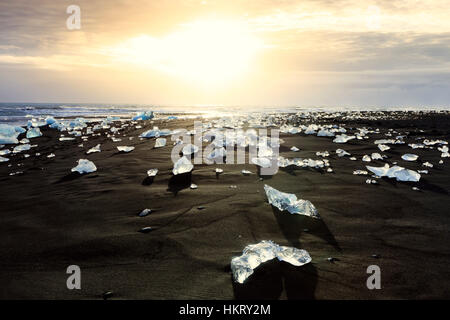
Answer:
xmin=26 ymin=127 xmax=42 ymax=139
xmin=333 ymin=134 xmax=355 ymax=143
xmin=132 ymin=111 xmax=154 ymax=121
xmin=401 ymin=154 xmax=418 ymax=161
xmin=0 ymin=156 xmax=9 ymax=162
xmin=117 ymin=146 xmax=135 ymax=153
xmin=366 ymin=164 xmax=421 ymax=182
xmin=172 ymin=156 xmax=193 ymax=175
xmin=71 ymin=159 xmax=97 ymax=174
xmin=147 ymin=168 xmax=158 ymax=177
xmin=251 ymin=157 xmax=272 ymax=168
xmin=231 ymin=240 xmax=312 ymax=284
xmin=154 ymin=138 xmax=167 ymax=148
xmin=0 ymin=124 xmax=22 ymax=144
xmin=264 ymin=184 xmax=320 ymax=218
xmin=182 ymin=144 xmax=199 ymax=155
xmin=86 ymin=144 xmax=101 ymax=154
xmin=13 ymin=144 xmax=31 ymax=153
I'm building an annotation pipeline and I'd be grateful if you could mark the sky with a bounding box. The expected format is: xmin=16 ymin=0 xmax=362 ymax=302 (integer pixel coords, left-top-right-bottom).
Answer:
xmin=0 ymin=0 xmax=449 ymax=107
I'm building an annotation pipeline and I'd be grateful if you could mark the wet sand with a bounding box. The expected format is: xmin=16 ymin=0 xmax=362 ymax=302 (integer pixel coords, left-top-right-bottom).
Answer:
xmin=0 ymin=112 xmax=449 ymax=299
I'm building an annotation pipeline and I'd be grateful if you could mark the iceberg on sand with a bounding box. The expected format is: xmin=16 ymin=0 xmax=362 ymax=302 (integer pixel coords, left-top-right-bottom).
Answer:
xmin=172 ymin=156 xmax=193 ymax=175
xmin=264 ymin=184 xmax=320 ymax=218
xmin=71 ymin=159 xmax=97 ymax=174
xmin=366 ymin=164 xmax=421 ymax=182
xmin=231 ymin=240 xmax=312 ymax=284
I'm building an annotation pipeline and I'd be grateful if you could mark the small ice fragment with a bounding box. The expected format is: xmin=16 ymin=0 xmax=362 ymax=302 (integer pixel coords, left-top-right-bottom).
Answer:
xmin=59 ymin=137 xmax=75 ymax=141
xmin=117 ymin=146 xmax=135 ymax=153
xmin=251 ymin=157 xmax=272 ymax=168
xmin=241 ymin=169 xmax=252 ymax=175
xmin=378 ymin=144 xmax=390 ymax=152
xmin=371 ymin=153 xmax=383 ymax=160
xmin=26 ymin=127 xmax=42 ymax=139
xmin=147 ymin=168 xmax=158 ymax=177
xmin=349 ymin=157 xmax=357 ymax=161
xmin=439 ymin=160 xmax=444 ymax=164
xmin=327 ymin=168 xmax=333 ymax=173
xmin=366 ymin=164 xmax=421 ymax=182
xmin=154 ymin=138 xmax=167 ymax=148
xmin=353 ymin=170 xmax=368 ymax=175
xmin=190 ymin=183 xmax=198 ymax=189
xmin=0 ymin=156 xmax=9 ymax=162
xmin=215 ymin=168 xmax=223 ymax=173
xmin=139 ymin=226 xmax=153 ymax=233
xmin=401 ymin=154 xmax=418 ymax=161
xmin=0 ymin=149 xmax=11 ymax=156
xmin=139 ymin=209 xmax=152 ymax=217
xmin=422 ymin=162 xmax=433 ymax=168
xmin=13 ymin=144 xmax=31 ymax=153
xmin=86 ymin=144 xmax=101 ymax=154
xmin=20 ymin=138 xmax=30 ymax=144
xmin=362 ymin=155 xmax=371 ymax=162
xmin=230 ymin=185 xmax=237 ymax=189
xmin=71 ymin=159 xmax=97 ymax=174
xmin=47 ymin=153 xmax=55 ymax=158
xmin=336 ymin=149 xmax=350 ymax=157
xmin=264 ymin=184 xmax=320 ymax=218
xmin=412 ymin=187 xmax=420 ymax=191
xmin=290 ymin=146 xmax=299 ymax=152
xmin=231 ymin=240 xmax=311 ymax=284
xmin=275 ymin=246 xmax=312 ymax=266
xmin=182 ymin=144 xmax=199 ymax=155
xmin=333 ymin=134 xmax=355 ymax=143
xmin=172 ymin=156 xmax=193 ymax=175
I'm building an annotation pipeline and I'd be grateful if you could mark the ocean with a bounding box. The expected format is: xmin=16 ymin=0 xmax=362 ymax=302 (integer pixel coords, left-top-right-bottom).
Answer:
xmin=0 ymin=102 xmax=448 ymax=126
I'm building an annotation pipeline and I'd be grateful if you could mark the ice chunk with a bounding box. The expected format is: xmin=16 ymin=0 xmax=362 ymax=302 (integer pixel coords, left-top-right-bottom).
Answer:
xmin=71 ymin=159 xmax=97 ymax=174
xmin=172 ymin=156 xmax=193 ymax=175
xmin=207 ymin=147 xmax=226 ymax=160
xmin=47 ymin=153 xmax=55 ymax=158
xmin=182 ymin=144 xmax=199 ymax=155
xmin=26 ymin=127 xmax=42 ymax=139
xmin=86 ymin=144 xmax=101 ymax=154
xmin=117 ymin=146 xmax=135 ymax=153
xmin=59 ymin=137 xmax=75 ymax=141
xmin=0 ymin=149 xmax=11 ymax=156
xmin=0 ymin=124 xmax=21 ymax=144
xmin=402 ymin=154 xmax=418 ymax=161
xmin=275 ymin=246 xmax=312 ymax=266
xmin=241 ymin=169 xmax=252 ymax=175
xmin=264 ymin=184 xmax=320 ymax=218
xmin=317 ymin=129 xmax=335 ymax=137
xmin=333 ymin=134 xmax=355 ymax=143
xmin=13 ymin=144 xmax=31 ymax=153
xmin=0 ymin=156 xmax=9 ymax=163
xmin=378 ymin=144 xmax=390 ymax=152
xmin=215 ymin=168 xmax=223 ymax=173
xmin=251 ymin=157 xmax=272 ymax=168
xmin=366 ymin=164 xmax=421 ymax=182
xmin=336 ymin=149 xmax=350 ymax=157
xmin=147 ymin=168 xmax=158 ymax=177
xmin=132 ymin=111 xmax=154 ymax=121
xmin=422 ymin=162 xmax=433 ymax=168
xmin=190 ymin=183 xmax=198 ymax=189
xmin=154 ymin=138 xmax=167 ymax=148
xmin=231 ymin=240 xmax=311 ymax=284
xmin=290 ymin=146 xmax=299 ymax=152
xmin=371 ymin=153 xmax=383 ymax=160
xmin=362 ymin=155 xmax=371 ymax=162
xmin=353 ymin=170 xmax=368 ymax=175
xmin=139 ymin=209 xmax=152 ymax=217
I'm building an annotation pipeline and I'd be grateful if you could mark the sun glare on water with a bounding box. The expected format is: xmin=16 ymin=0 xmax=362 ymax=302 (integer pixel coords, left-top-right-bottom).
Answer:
xmin=106 ymin=20 xmax=264 ymax=87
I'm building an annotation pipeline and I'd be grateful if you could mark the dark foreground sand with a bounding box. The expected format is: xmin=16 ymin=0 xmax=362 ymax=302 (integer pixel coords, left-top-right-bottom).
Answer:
xmin=0 ymin=112 xmax=449 ymax=299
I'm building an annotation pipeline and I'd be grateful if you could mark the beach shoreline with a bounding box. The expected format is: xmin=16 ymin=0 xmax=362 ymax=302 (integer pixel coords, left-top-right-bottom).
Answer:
xmin=0 ymin=111 xmax=449 ymax=299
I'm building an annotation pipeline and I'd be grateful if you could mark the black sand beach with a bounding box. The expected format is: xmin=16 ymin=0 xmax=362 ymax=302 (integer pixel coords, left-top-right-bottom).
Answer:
xmin=0 ymin=111 xmax=449 ymax=299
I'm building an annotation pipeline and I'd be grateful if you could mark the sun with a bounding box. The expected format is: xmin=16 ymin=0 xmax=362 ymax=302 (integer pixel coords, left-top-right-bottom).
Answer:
xmin=106 ymin=20 xmax=264 ymax=87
